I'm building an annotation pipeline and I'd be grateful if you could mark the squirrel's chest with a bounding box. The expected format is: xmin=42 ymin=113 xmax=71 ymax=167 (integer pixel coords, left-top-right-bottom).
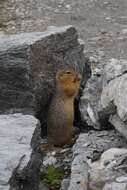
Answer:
xmin=65 ymin=98 xmax=74 ymax=123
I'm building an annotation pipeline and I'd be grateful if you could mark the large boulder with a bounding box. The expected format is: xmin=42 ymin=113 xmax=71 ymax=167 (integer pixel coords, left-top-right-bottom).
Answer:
xmin=80 ymin=62 xmax=104 ymax=129
xmin=29 ymin=26 xmax=89 ymax=136
xmin=80 ymin=58 xmax=127 ymax=134
xmin=0 ymin=114 xmax=37 ymax=190
xmin=101 ymin=59 xmax=127 ymax=139
xmin=0 ymin=26 xmax=89 ymax=135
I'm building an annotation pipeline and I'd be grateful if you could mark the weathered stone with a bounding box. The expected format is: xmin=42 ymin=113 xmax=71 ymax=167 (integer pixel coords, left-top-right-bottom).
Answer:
xmin=116 ymin=175 xmax=127 ymax=183
xmin=61 ymin=178 xmax=70 ymax=190
xmin=0 ymin=114 xmax=37 ymax=190
xmin=0 ymin=26 xmax=88 ymax=119
xmin=80 ymin=58 xmax=127 ymax=131
xmin=79 ymin=60 xmax=110 ymax=130
xmin=68 ymin=154 xmax=88 ymax=190
xmin=9 ymin=119 xmax=42 ymax=190
xmin=73 ymin=130 xmax=127 ymax=160
xmin=101 ymin=73 xmax=127 ymax=123
xmin=101 ymin=59 xmax=127 ymax=138
xmin=103 ymin=182 xmax=127 ymax=190
xmin=102 ymin=58 xmax=127 ymax=84
xmin=43 ymin=156 xmax=57 ymax=166
xmin=89 ymin=148 xmax=127 ymax=190
xmin=29 ymin=26 xmax=88 ymax=136
xmin=109 ymin=114 xmax=127 ymax=141
xmin=69 ymin=130 xmax=127 ymax=190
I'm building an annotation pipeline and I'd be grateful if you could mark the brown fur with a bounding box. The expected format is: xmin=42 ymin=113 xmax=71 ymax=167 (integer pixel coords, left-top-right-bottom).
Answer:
xmin=47 ymin=69 xmax=82 ymax=146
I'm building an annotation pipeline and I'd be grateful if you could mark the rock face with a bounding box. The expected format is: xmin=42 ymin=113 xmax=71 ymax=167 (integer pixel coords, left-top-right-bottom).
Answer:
xmin=77 ymin=57 xmax=127 ymax=189
xmin=90 ymin=148 xmax=127 ymax=190
xmin=69 ymin=130 xmax=127 ymax=190
xmin=80 ymin=62 xmax=103 ymax=129
xmin=0 ymin=114 xmax=37 ymax=190
xmin=101 ymin=59 xmax=127 ymax=139
xmin=80 ymin=58 xmax=127 ymax=133
xmin=0 ymin=25 xmax=89 ymax=135
xmin=0 ymin=26 xmax=87 ymax=114
xmin=29 ymin=26 xmax=88 ymax=136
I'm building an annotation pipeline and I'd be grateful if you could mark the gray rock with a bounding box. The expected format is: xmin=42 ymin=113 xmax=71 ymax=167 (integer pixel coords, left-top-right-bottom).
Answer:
xmin=43 ymin=156 xmax=57 ymax=166
xmin=61 ymin=178 xmax=70 ymax=190
xmin=29 ymin=26 xmax=88 ymax=136
xmin=101 ymin=59 xmax=127 ymax=138
xmin=73 ymin=130 xmax=127 ymax=160
xmin=0 ymin=114 xmax=37 ymax=190
xmin=89 ymin=148 xmax=127 ymax=190
xmin=80 ymin=62 xmax=103 ymax=129
xmin=103 ymin=182 xmax=127 ymax=190
xmin=0 ymin=25 xmax=88 ymax=119
xmin=68 ymin=155 xmax=88 ymax=190
xmin=69 ymin=130 xmax=127 ymax=190
xmin=101 ymin=73 xmax=127 ymax=123
xmin=9 ymin=122 xmax=42 ymax=190
xmin=116 ymin=175 xmax=127 ymax=183
xmin=80 ymin=58 xmax=127 ymax=131
xmin=110 ymin=114 xmax=127 ymax=141
xmin=102 ymin=58 xmax=127 ymax=84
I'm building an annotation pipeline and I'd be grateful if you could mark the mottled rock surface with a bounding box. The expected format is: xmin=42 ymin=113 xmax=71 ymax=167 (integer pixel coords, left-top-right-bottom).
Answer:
xmin=29 ymin=26 xmax=88 ymax=136
xmin=101 ymin=59 xmax=127 ymax=138
xmin=80 ymin=58 xmax=127 ymax=133
xmin=69 ymin=131 xmax=127 ymax=190
xmin=0 ymin=114 xmax=37 ymax=190
xmin=0 ymin=26 xmax=88 ymax=117
xmin=80 ymin=63 xmax=103 ymax=129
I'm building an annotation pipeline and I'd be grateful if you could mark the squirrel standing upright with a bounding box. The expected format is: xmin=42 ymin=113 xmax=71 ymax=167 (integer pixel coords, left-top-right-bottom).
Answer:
xmin=47 ymin=69 xmax=82 ymax=146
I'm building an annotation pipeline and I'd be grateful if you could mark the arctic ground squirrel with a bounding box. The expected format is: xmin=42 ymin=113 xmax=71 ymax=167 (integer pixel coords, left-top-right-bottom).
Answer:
xmin=47 ymin=69 xmax=82 ymax=146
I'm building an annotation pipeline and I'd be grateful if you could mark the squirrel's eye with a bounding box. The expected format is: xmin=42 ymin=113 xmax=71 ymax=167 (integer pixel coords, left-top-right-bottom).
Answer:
xmin=66 ymin=71 xmax=71 ymax=74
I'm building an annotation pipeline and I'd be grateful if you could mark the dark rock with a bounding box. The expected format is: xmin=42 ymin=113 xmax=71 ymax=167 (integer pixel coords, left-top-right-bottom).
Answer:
xmin=29 ymin=26 xmax=88 ymax=136
xmin=0 ymin=26 xmax=88 ymax=117
xmin=0 ymin=34 xmax=34 ymax=114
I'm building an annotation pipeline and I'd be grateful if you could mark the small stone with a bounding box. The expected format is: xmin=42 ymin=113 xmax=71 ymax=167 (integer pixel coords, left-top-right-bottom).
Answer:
xmin=60 ymin=148 xmax=70 ymax=153
xmin=43 ymin=156 xmax=57 ymax=166
xmin=61 ymin=178 xmax=70 ymax=190
xmin=121 ymin=28 xmax=127 ymax=35
xmin=116 ymin=175 xmax=127 ymax=183
xmin=103 ymin=182 xmax=127 ymax=190
xmin=105 ymin=17 xmax=111 ymax=20
xmin=65 ymin=4 xmax=71 ymax=10
xmin=51 ymin=151 xmax=56 ymax=156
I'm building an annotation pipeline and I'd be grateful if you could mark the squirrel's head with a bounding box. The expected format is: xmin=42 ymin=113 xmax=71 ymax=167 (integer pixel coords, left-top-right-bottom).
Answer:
xmin=56 ymin=69 xmax=82 ymax=97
